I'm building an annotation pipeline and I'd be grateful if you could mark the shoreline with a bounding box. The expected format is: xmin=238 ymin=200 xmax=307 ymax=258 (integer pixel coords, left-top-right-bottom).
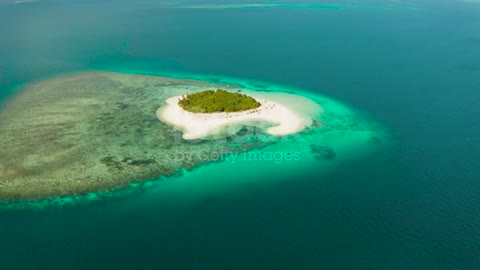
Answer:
xmin=157 ymin=92 xmax=323 ymax=140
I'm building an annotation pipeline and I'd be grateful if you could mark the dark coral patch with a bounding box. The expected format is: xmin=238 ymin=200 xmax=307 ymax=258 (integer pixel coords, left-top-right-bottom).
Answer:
xmin=309 ymin=144 xmax=336 ymax=161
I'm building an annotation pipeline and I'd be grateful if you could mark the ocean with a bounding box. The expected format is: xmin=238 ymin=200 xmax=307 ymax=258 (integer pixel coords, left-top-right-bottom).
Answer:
xmin=1 ymin=0 xmax=480 ymax=269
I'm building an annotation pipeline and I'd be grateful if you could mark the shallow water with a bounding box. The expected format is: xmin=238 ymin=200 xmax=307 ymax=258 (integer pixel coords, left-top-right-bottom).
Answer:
xmin=0 ymin=70 xmax=387 ymax=204
xmin=1 ymin=0 xmax=480 ymax=269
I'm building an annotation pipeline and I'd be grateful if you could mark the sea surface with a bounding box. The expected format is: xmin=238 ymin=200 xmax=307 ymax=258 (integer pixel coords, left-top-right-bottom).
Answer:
xmin=1 ymin=0 xmax=480 ymax=269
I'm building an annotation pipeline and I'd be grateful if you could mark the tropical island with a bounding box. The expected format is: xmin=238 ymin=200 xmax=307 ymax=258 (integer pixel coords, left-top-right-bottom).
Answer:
xmin=178 ymin=89 xmax=261 ymax=113
xmin=0 ymin=70 xmax=387 ymax=202
xmin=157 ymin=89 xmax=321 ymax=140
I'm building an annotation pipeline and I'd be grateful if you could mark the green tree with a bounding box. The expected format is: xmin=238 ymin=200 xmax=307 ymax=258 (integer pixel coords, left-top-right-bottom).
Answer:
xmin=178 ymin=89 xmax=261 ymax=113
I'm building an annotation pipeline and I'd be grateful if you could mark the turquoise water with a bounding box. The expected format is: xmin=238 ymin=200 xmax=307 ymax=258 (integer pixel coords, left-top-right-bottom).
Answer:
xmin=1 ymin=0 xmax=480 ymax=269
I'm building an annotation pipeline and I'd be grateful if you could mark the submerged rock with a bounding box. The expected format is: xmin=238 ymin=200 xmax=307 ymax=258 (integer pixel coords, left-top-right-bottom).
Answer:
xmin=309 ymin=144 xmax=336 ymax=161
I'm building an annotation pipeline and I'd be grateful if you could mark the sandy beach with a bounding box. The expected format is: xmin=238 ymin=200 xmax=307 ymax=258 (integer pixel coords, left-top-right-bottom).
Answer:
xmin=157 ymin=92 xmax=323 ymax=140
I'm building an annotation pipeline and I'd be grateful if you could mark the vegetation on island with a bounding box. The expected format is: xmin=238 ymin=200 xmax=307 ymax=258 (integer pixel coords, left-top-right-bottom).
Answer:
xmin=178 ymin=89 xmax=261 ymax=113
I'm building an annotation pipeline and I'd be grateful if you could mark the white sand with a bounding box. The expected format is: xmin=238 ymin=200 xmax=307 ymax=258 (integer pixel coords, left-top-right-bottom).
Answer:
xmin=156 ymin=92 xmax=323 ymax=140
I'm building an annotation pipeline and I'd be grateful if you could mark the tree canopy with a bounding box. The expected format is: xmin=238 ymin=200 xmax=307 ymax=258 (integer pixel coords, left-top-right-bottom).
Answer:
xmin=178 ymin=89 xmax=261 ymax=113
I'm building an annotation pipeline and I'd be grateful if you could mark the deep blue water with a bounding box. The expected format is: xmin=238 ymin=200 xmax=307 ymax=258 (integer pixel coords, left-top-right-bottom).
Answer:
xmin=1 ymin=0 xmax=480 ymax=269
